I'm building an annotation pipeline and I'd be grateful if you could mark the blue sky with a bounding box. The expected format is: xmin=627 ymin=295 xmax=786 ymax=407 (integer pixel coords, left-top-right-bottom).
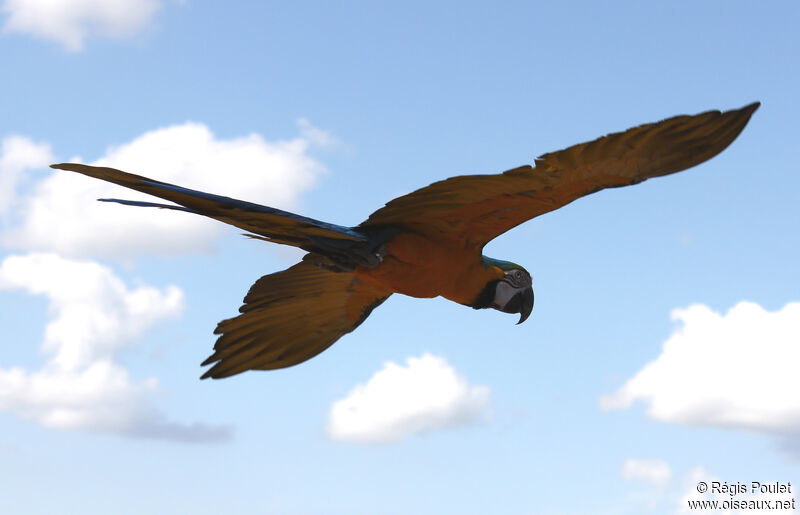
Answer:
xmin=1 ymin=1 xmax=798 ymax=514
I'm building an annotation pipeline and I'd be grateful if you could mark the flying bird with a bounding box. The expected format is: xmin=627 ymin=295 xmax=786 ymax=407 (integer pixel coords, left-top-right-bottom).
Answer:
xmin=51 ymin=102 xmax=759 ymax=379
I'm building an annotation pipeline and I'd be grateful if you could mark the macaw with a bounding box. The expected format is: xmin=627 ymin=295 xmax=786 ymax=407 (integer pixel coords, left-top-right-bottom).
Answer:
xmin=51 ymin=102 xmax=759 ymax=379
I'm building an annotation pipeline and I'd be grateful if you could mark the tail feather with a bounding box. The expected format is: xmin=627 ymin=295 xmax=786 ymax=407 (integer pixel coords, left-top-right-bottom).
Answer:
xmin=52 ymin=163 xmax=369 ymax=257
xmin=98 ymin=198 xmax=196 ymax=213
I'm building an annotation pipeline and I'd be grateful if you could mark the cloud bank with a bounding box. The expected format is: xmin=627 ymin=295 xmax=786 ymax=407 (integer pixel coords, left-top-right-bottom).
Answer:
xmin=0 ymin=120 xmax=331 ymax=441
xmin=4 ymin=120 xmax=329 ymax=258
xmin=327 ymin=353 xmax=491 ymax=443
xmin=0 ymin=252 xmax=229 ymax=441
xmin=601 ymin=301 xmax=800 ymax=449
xmin=1 ymin=0 xmax=163 ymax=51
xmin=0 ymin=136 xmax=53 ymax=216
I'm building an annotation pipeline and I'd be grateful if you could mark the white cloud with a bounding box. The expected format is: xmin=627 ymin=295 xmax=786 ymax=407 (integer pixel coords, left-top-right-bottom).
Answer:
xmin=0 ymin=136 xmax=53 ymax=216
xmin=0 ymin=252 xmax=228 ymax=441
xmin=327 ymin=353 xmax=491 ymax=443
xmin=622 ymin=459 xmax=672 ymax=487
xmin=3 ymin=120 xmax=328 ymax=258
xmin=1 ymin=0 xmax=163 ymax=52
xmin=0 ymin=120 xmax=330 ymax=440
xmin=600 ymin=302 xmax=800 ymax=441
xmin=296 ymin=117 xmax=337 ymax=147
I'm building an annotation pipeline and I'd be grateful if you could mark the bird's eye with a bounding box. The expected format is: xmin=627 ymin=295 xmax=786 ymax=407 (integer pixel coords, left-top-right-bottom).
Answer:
xmin=515 ymin=271 xmax=522 ymax=280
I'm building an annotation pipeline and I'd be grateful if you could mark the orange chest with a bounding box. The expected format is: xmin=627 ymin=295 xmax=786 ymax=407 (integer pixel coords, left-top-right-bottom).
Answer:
xmin=354 ymin=232 xmax=502 ymax=305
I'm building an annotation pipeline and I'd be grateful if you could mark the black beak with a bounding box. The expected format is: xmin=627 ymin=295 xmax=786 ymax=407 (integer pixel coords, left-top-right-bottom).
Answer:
xmin=516 ymin=286 xmax=534 ymax=325
xmin=502 ymin=286 xmax=534 ymax=324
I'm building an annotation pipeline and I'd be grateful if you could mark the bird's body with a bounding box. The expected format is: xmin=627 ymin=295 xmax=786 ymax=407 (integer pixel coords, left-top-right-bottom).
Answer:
xmin=51 ymin=102 xmax=760 ymax=378
xmin=355 ymin=231 xmax=501 ymax=303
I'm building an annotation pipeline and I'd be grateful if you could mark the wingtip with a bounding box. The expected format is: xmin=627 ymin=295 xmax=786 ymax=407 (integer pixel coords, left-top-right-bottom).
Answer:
xmin=51 ymin=162 xmax=91 ymax=174
xmin=740 ymin=101 xmax=761 ymax=115
xmin=724 ymin=101 xmax=760 ymax=143
xmin=199 ymin=354 xmax=224 ymax=380
xmin=200 ymin=366 xmax=230 ymax=380
xmin=199 ymin=361 xmax=217 ymax=380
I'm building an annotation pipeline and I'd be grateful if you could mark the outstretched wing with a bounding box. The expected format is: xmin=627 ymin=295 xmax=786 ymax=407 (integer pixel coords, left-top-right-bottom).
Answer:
xmin=50 ymin=163 xmax=367 ymax=251
xmin=201 ymin=261 xmax=391 ymax=379
xmin=360 ymin=102 xmax=759 ymax=248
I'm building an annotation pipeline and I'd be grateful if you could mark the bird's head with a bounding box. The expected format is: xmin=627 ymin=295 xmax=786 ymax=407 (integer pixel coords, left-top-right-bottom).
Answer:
xmin=474 ymin=257 xmax=534 ymax=324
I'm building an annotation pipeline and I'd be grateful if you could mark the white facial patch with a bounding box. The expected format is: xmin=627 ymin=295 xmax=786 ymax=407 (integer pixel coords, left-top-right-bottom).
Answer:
xmin=493 ymin=280 xmax=517 ymax=309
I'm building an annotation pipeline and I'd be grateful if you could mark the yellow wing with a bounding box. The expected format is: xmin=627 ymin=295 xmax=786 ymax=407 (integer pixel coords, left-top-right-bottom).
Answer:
xmin=201 ymin=262 xmax=390 ymax=378
xmin=359 ymin=102 xmax=759 ymax=248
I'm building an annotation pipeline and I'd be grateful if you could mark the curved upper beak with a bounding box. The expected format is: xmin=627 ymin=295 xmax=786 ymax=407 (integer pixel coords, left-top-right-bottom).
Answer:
xmin=516 ymin=287 xmax=534 ymax=325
